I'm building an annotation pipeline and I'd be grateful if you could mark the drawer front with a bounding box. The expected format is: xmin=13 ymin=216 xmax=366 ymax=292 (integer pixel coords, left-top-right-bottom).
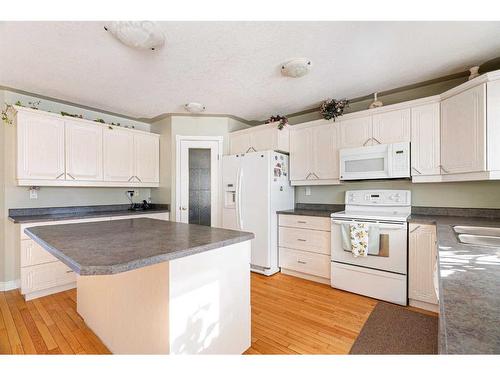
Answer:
xmin=279 ymin=214 xmax=331 ymax=231
xmin=279 ymin=247 xmax=330 ymax=279
xmin=21 ymin=239 xmax=58 ymax=267
xmin=279 ymin=226 xmax=331 ymax=255
xmin=20 ymin=217 xmax=109 ymax=240
xmin=21 ymin=262 xmax=76 ymax=295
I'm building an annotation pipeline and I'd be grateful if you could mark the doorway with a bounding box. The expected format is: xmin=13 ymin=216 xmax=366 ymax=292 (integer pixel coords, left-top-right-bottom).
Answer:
xmin=176 ymin=136 xmax=222 ymax=226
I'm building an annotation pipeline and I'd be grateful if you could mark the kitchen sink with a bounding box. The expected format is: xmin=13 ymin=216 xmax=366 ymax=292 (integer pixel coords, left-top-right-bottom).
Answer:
xmin=457 ymin=234 xmax=500 ymax=247
xmin=453 ymin=225 xmax=500 ymax=236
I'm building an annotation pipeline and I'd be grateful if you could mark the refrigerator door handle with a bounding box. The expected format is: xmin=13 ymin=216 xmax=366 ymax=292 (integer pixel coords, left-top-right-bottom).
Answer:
xmin=236 ymin=167 xmax=244 ymax=230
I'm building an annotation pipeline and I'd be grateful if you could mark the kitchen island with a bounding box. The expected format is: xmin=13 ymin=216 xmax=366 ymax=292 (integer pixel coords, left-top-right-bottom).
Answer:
xmin=24 ymin=218 xmax=254 ymax=354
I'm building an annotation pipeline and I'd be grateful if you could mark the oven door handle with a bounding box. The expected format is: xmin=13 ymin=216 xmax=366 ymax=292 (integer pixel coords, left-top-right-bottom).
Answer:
xmin=331 ymin=219 xmax=407 ymax=229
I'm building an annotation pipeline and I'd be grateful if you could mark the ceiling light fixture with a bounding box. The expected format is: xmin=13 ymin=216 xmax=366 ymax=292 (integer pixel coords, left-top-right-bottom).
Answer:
xmin=104 ymin=21 xmax=165 ymax=50
xmin=281 ymin=58 xmax=312 ymax=78
xmin=184 ymin=102 xmax=206 ymax=113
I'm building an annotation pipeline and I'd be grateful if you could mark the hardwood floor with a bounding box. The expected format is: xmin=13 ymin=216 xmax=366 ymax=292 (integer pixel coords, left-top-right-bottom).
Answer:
xmin=0 ymin=272 xmax=382 ymax=355
xmin=244 ymin=272 xmax=377 ymax=354
xmin=0 ymin=288 xmax=109 ymax=354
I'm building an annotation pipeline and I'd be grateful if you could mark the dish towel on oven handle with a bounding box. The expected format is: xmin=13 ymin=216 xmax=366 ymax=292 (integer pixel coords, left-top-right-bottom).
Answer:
xmin=342 ymin=223 xmax=380 ymax=257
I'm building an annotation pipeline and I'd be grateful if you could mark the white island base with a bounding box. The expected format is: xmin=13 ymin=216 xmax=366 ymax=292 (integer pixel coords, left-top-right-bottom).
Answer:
xmin=77 ymin=240 xmax=251 ymax=354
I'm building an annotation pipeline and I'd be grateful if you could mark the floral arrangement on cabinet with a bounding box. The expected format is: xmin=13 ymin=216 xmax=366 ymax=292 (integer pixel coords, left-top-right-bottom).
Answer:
xmin=319 ymin=98 xmax=349 ymax=121
xmin=265 ymin=114 xmax=288 ymax=130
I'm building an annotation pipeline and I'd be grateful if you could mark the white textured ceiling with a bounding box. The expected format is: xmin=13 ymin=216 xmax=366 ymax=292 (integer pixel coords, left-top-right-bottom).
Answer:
xmin=1 ymin=21 xmax=500 ymax=122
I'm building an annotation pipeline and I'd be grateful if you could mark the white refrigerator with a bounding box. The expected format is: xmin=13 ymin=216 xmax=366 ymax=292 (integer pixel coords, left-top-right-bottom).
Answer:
xmin=222 ymin=151 xmax=294 ymax=276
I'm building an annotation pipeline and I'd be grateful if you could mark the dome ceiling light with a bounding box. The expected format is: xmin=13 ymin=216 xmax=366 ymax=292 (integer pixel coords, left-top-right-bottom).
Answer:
xmin=281 ymin=58 xmax=312 ymax=78
xmin=104 ymin=21 xmax=165 ymax=50
xmin=184 ymin=102 xmax=206 ymax=113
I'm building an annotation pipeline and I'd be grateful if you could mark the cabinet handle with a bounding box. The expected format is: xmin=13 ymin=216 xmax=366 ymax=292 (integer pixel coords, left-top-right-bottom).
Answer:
xmin=67 ymin=173 xmax=76 ymax=180
xmin=410 ymin=225 xmax=421 ymax=233
xmin=297 ymin=260 xmax=307 ymax=264
xmin=297 ymin=238 xmax=307 ymax=242
xmin=372 ymin=137 xmax=381 ymax=144
xmin=305 ymin=172 xmax=312 ymax=180
xmin=245 ymin=146 xmax=256 ymax=153
xmin=66 ymin=270 xmax=74 ymax=273
xmin=135 ymin=176 xmax=142 ymax=182
xmin=440 ymin=165 xmax=450 ymax=174
xmin=312 ymin=172 xmax=319 ymax=179
xmin=128 ymin=176 xmax=134 ymax=182
xmin=363 ymin=138 xmax=372 ymax=146
xmin=55 ymin=173 xmax=64 ymax=179
xmin=297 ymin=220 xmax=307 ymax=224
xmin=412 ymin=167 xmax=422 ymax=175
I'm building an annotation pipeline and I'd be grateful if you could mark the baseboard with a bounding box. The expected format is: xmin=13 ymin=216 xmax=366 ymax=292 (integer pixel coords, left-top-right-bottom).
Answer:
xmin=0 ymin=279 xmax=20 ymax=291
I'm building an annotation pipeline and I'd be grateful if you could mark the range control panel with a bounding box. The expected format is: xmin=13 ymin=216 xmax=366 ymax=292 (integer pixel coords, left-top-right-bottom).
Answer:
xmin=345 ymin=190 xmax=411 ymax=206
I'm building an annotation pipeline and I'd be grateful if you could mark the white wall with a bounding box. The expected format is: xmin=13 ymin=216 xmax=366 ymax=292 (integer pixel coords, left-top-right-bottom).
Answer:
xmin=1 ymin=90 xmax=152 ymax=284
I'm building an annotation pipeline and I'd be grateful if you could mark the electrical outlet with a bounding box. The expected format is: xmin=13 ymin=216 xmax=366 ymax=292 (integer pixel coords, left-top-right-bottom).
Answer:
xmin=30 ymin=189 xmax=38 ymax=199
xmin=134 ymin=190 xmax=140 ymax=197
xmin=305 ymin=187 xmax=312 ymax=196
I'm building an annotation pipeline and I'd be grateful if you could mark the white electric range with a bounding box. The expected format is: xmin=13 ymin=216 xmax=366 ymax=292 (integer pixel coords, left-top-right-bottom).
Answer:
xmin=330 ymin=190 xmax=411 ymax=305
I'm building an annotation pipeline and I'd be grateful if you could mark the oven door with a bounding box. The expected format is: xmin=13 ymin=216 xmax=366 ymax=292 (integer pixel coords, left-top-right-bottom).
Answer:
xmin=331 ymin=218 xmax=407 ymax=275
xmin=339 ymin=143 xmax=391 ymax=181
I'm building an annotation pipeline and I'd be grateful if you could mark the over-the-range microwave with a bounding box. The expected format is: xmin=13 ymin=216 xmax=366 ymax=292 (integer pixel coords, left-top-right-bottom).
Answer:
xmin=339 ymin=142 xmax=410 ymax=181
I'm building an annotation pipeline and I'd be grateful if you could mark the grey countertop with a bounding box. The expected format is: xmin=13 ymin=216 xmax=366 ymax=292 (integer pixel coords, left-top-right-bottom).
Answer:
xmin=25 ymin=218 xmax=254 ymax=276
xmin=277 ymin=204 xmax=345 ymax=218
xmin=409 ymin=214 xmax=500 ymax=354
xmin=9 ymin=205 xmax=170 ymax=223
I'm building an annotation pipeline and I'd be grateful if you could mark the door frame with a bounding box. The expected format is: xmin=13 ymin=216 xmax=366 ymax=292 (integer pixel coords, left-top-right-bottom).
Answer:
xmin=175 ymin=135 xmax=223 ymax=226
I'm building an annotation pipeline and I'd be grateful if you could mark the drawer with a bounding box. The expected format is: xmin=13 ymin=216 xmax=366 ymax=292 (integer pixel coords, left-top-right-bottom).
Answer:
xmin=279 ymin=226 xmax=331 ymax=255
xmin=21 ymin=262 xmax=76 ymax=295
xmin=20 ymin=217 xmax=109 ymax=240
xmin=279 ymin=247 xmax=330 ymax=279
xmin=21 ymin=239 xmax=58 ymax=267
xmin=279 ymin=214 xmax=331 ymax=231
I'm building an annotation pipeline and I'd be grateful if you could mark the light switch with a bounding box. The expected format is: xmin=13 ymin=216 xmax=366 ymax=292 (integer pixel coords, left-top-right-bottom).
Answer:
xmin=305 ymin=187 xmax=312 ymax=196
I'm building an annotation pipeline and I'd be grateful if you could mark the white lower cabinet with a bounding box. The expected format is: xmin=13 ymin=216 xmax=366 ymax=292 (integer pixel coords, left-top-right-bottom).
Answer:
xmin=408 ymin=223 xmax=439 ymax=312
xmin=278 ymin=214 xmax=331 ymax=284
xmin=19 ymin=212 xmax=169 ymax=301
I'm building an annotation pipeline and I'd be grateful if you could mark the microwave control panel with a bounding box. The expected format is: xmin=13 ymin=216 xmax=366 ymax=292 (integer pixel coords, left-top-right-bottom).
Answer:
xmin=391 ymin=142 xmax=410 ymax=177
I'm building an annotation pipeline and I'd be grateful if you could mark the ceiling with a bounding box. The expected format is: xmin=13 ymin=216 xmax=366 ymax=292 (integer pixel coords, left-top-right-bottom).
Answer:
xmin=1 ymin=21 xmax=500 ymax=122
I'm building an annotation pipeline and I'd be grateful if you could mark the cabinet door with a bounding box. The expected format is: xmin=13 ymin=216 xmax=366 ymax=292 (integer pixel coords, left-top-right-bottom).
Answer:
xmin=441 ymin=84 xmax=486 ymax=174
xmin=17 ymin=111 xmax=65 ymax=180
xmin=250 ymin=126 xmax=276 ymax=152
xmin=21 ymin=262 xmax=76 ymax=295
xmin=411 ymin=103 xmax=440 ymax=176
xmin=339 ymin=116 xmax=372 ymax=148
xmin=65 ymin=119 xmax=103 ymax=181
xmin=103 ymin=127 xmax=135 ymax=182
xmin=229 ymin=132 xmax=251 ymax=154
xmin=372 ymin=108 xmax=410 ymax=144
xmin=134 ymin=133 xmax=160 ymax=183
xmin=289 ymin=127 xmax=312 ymax=181
xmin=312 ymin=123 xmax=339 ymax=180
xmin=409 ymin=224 xmax=438 ymax=305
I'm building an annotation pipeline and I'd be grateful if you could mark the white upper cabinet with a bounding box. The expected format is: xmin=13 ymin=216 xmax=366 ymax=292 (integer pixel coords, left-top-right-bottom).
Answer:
xmin=339 ymin=116 xmax=372 ymax=148
xmin=441 ymin=83 xmax=486 ymax=175
xmin=312 ymin=123 xmax=339 ymax=180
xmin=289 ymin=126 xmax=312 ymax=181
xmin=17 ymin=111 xmax=65 ymax=181
xmin=134 ymin=132 xmax=160 ymax=183
xmin=229 ymin=132 xmax=251 ymax=154
xmin=289 ymin=121 xmax=340 ymax=185
xmin=103 ymin=127 xmax=135 ymax=182
xmin=65 ymin=119 xmax=103 ymax=181
xmin=411 ymin=102 xmax=441 ymax=179
xmin=14 ymin=107 xmax=159 ymax=187
xmin=229 ymin=122 xmax=289 ymax=154
xmin=372 ymin=108 xmax=410 ymax=144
